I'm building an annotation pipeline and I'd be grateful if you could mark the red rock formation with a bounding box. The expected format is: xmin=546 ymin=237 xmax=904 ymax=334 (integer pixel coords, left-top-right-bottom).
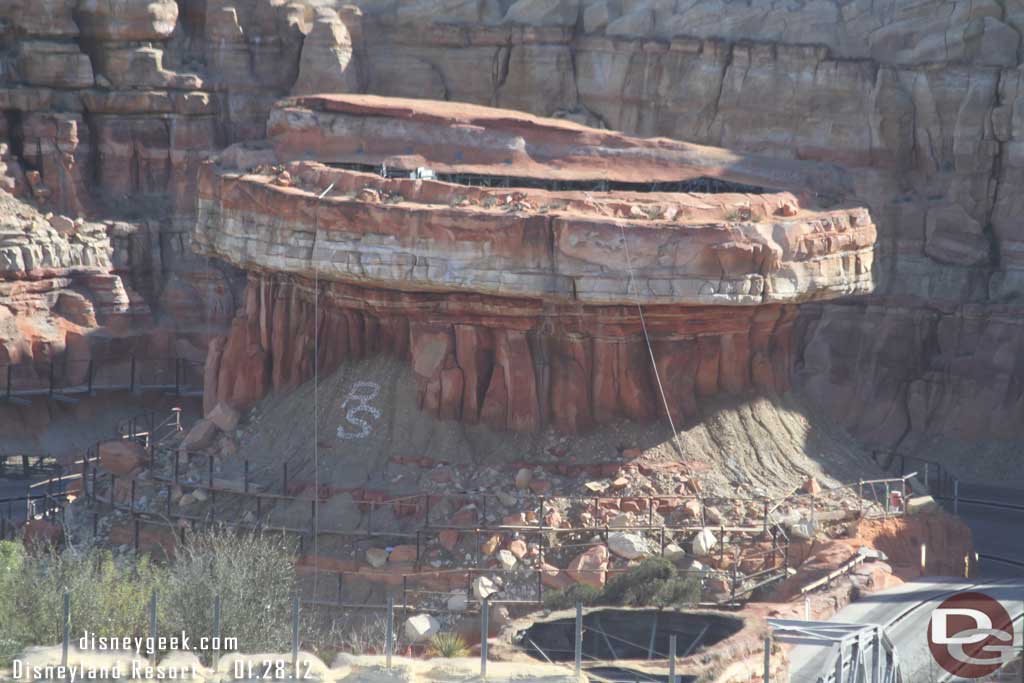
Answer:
xmin=197 ymin=97 xmax=875 ymax=430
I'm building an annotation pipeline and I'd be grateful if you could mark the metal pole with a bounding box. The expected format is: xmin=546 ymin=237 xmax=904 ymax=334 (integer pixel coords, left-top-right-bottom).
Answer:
xmin=149 ymin=590 xmax=158 ymax=666
xmin=291 ymin=595 xmax=300 ymax=672
xmin=385 ymin=597 xmax=394 ymax=671
xmin=668 ymin=634 xmax=677 ymax=683
xmin=62 ymin=589 xmax=70 ymax=667
xmin=574 ymin=601 xmax=583 ymax=677
xmin=954 ymin=480 xmax=959 ymax=515
xmin=481 ymin=597 xmax=490 ymax=679
xmin=763 ymin=636 xmax=771 ymax=683
xmin=130 ymin=355 xmax=136 ymax=394
xmin=213 ymin=595 xmax=222 ymax=670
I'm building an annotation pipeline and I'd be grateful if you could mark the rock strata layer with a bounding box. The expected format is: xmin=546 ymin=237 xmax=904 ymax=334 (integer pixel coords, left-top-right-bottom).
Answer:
xmin=195 ymin=96 xmax=877 ymax=430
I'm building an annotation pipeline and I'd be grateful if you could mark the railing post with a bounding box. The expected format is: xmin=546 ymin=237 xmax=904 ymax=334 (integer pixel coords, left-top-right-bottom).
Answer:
xmin=763 ymin=635 xmax=771 ymax=683
xmin=953 ymin=480 xmax=959 ymax=515
xmin=87 ymin=360 xmax=94 ymax=395
xmin=61 ymin=589 xmax=71 ymax=667
xmin=291 ymin=595 xmax=300 ymax=673
xmin=669 ymin=634 xmax=677 ymax=683
xmin=213 ymin=595 xmax=222 ymax=670
xmin=574 ymin=601 xmax=582 ymax=677
xmin=129 ymin=355 xmax=136 ymax=394
xmin=149 ymin=590 xmax=158 ymax=666
xmin=481 ymin=597 xmax=490 ymax=679
xmin=385 ymin=596 xmax=394 ymax=672
xmin=283 ymin=463 xmax=289 ymax=495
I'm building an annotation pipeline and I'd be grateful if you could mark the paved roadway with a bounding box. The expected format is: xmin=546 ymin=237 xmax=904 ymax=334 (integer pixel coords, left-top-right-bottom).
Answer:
xmin=788 ymin=578 xmax=1024 ymax=683
xmin=949 ymin=483 xmax=1024 ymax=579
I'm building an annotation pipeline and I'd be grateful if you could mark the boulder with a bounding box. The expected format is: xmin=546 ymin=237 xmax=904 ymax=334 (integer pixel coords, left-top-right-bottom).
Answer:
xmin=496 ymin=549 xmax=517 ymax=569
xmin=472 ymin=575 xmax=499 ymax=600
xmin=207 ymin=402 xmax=241 ymax=433
xmin=181 ymin=419 xmax=218 ymax=452
xmin=366 ymin=548 xmax=388 ymax=568
xmin=447 ymin=591 xmax=469 ymax=612
xmin=566 ymin=545 xmax=608 ymax=588
xmin=404 ymin=614 xmax=439 ymax=643
xmin=608 ymin=531 xmax=649 ymax=560
xmin=906 ymin=496 xmax=940 ymax=516
xmin=663 ymin=543 xmax=686 ymax=561
xmin=388 ymin=545 xmax=418 ymax=564
xmin=98 ymin=439 xmax=149 ymax=476
xmin=515 ymin=468 xmax=532 ymax=490
xmin=540 ymin=562 xmax=574 ymax=589
xmin=692 ymin=528 xmax=717 ymax=556
xmin=508 ymin=539 xmax=528 ymax=559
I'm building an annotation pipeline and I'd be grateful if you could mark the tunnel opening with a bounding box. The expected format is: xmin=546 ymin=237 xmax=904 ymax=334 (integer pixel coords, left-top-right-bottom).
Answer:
xmin=518 ymin=608 xmax=744 ymax=681
xmin=327 ymin=162 xmax=770 ymax=194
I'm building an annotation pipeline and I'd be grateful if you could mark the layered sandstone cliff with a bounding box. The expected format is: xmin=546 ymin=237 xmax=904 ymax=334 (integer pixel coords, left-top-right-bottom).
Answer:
xmin=1 ymin=0 xmax=1021 ymax=461
xmin=193 ymin=96 xmax=876 ymax=431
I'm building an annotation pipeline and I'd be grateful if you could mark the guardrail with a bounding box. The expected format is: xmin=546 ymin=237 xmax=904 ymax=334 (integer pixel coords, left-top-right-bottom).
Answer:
xmin=0 ymin=357 xmax=204 ymax=405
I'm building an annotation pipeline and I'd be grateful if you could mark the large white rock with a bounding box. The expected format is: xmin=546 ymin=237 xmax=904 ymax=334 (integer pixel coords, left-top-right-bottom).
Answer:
xmin=473 ymin=575 xmax=499 ymax=600
xmin=608 ymin=532 xmax=649 ymax=560
xmin=692 ymin=528 xmax=717 ymax=556
xmin=447 ymin=591 xmax=469 ymax=612
xmin=404 ymin=613 xmax=440 ymax=643
xmin=496 ymin=549 xmax=518 ymax=570
xmin=663 ymin=543 xmax=686 ymax=561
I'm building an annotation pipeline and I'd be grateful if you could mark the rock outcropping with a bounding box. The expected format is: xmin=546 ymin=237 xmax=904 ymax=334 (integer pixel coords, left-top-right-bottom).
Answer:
xmin=2 ymin=0 xmax=1022 ymax=459
xmin=194 ymin=96 xmax=876 ymax=431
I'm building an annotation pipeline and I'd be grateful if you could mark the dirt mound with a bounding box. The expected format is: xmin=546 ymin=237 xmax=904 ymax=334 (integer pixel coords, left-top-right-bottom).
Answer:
xmin=233 ymin=354 xmax=881 ymax=499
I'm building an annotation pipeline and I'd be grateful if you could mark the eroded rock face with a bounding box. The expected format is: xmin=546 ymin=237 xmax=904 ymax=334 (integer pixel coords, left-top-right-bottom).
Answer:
xmin=194 ymin=96 xmax=877 ymax=430
xmin=0 ymin=0 xmax=1020 ymax=453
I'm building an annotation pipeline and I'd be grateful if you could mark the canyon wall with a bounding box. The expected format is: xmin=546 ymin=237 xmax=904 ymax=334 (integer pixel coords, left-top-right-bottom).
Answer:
xmin=2 ymin=0 xmax=1022 ymax=453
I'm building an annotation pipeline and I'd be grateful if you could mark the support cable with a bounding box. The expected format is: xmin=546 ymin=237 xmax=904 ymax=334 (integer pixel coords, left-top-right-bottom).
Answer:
xmin=617 ymin=222 xmax=686 ymax=460
xmin=311 ymin=182 xmax=335 ymax=601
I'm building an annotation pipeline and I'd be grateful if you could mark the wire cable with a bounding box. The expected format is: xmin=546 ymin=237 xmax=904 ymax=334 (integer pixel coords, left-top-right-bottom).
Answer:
xmin=311 ymin=182 xmax=335 ymax=601
xmin=617 ymin=223 xmax=686 ymax=461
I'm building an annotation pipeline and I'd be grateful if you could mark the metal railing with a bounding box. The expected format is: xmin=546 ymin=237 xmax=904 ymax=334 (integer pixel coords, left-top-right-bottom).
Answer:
xmin=0 ymin=357 xmax=203 ymax=404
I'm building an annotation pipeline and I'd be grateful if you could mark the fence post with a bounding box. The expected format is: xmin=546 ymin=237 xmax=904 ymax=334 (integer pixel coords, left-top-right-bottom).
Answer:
xmin=954 ymin=480 xmax=960 ymax=515
xmin=763 ymin=635 xmax=771 ymax=683
xmin=87 ymin=360 xmax=94 ymax=395
xmin=244 ymin=460 xmax=249 ymax=494
xmin=668 ymin=634 xmax=677 ymax=683
xmin=480 ymin=597 xmax=490 ymax=679
xmin=213 ymin=595 xmax=222 ymax=671
xmin=385 ymin=596 xmax=394 ymax=672
xmin=62 ymin=589 xmax=71 ymax=667
xmin=149 ymin=590 xmax=158 ymax=666
xmin=283 ymin=463 xmax=289 ymax=496
xmin=574 ymin=601 xmax=582 ymax=678
xmin=291 ymin=595 xmax=300 ymax=673
xmin=129 ymin=355 xmax=136 ymax=394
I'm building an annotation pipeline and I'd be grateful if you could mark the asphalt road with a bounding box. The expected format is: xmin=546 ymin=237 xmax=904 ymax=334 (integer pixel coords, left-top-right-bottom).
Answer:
xmin=946 ymin=483 xmax=1024 ymax=579
xmin=787 ymin=578 xmax=1024 ymax=683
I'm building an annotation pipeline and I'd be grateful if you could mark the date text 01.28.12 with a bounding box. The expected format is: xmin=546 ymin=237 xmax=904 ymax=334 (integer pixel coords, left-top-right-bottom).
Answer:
xmin=233 ymin=660 xmax=313 ymax=679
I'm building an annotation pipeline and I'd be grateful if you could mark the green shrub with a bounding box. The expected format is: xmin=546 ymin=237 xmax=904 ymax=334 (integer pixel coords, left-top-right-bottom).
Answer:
xmin=160 ymin=527 xmax=297 ymax=656
xmin=542 ymin=583 xmax=601 ymax=611
xmin=426 ymin=633 xmax=470 ymax=658
xmin=543 ymin=558 xmax=700 ymax=612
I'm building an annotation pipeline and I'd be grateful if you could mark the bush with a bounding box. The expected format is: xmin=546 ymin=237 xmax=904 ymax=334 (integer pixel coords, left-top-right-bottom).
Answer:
xmin=160 ymin=527 xmax=297 ymax=656
xmin=0 ymin=540 xmax=167 ymax=666
xmin=542 ymin=583 xmax=601 ymax=611
xmin=542 ymin=559 xmax=700 ymax=612
xmin=0 ymin=527 xmax=298 ymax=666
xmin=426 ymin=633 xmax=470 ymax=658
